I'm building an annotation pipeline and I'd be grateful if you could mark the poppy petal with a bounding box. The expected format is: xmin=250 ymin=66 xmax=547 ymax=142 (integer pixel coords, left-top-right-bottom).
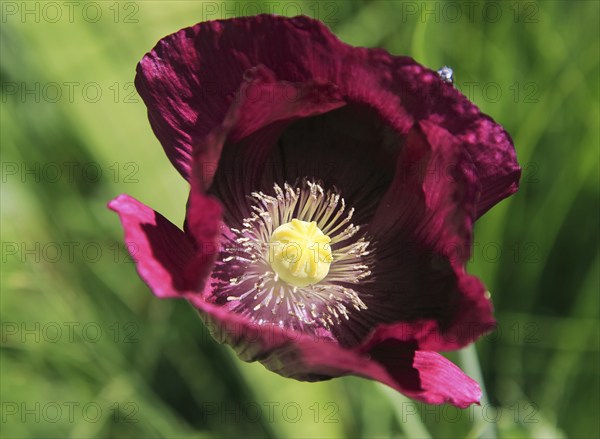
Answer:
xmin=108 ymin=194 xmax=196 ymax=297
xmin=188 ymin=295 xmax=480 ymax=407
xmin=332 ymin=121 xmax=493 ymax=349
xmin=135 ymin=15 xmax=348 ymax=180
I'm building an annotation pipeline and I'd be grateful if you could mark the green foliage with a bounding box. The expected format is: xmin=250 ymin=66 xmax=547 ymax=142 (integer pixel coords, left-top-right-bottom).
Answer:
xmin=1 ymin=1 xmax=598 ymax=437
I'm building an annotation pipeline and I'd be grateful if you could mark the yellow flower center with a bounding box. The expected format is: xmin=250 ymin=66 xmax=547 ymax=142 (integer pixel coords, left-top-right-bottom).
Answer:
xmin=269 ymin=219 xmax=333 ymax=287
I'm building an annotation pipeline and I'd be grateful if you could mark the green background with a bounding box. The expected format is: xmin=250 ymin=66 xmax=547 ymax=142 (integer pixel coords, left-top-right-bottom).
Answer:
xmin=1 ymin=1 xmax=598 ymax=438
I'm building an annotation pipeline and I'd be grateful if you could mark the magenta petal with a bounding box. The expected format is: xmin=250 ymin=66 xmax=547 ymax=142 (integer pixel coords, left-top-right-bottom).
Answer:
xmin=409 ymin=350 xmax=481 ymax=407
xmin=456 ymin=117 xmax=520 ymax=217
xmin=183 ymin=173 xmax=224 ymax=292
xmin=447 ymin=270 xmax=496 ymax=348
xmin=227 ymin=66 xmax=346 ymax=143
xmin=188 ymin=295 xmax=479 ymax=407
xmin=187 ymin=296 xmax=290 ymax=363
xmin=347 ymin=121 xmax=493 ymax=350
xmin=364 ymin=340 xmax=481 ymax=407
xmin=349 ymin=56 xmax=521 ymax=216
xmin=204 ymin=66 xmax=346 ymax=212
xmin=108 ymin=194 xmax=195 ymax=297
xmin=370 ymin=120 xmax=477 ymax=259
xmin=136 ymin=15 xmax=347 ymax=180
xmin=358 ymin=277 xmax=494 ymax=352
xmin=288 ymin=336 xmax=480 ymax=408
xmin=355 ymin=331 xmax=481 ymax=406
xmin=137 ymin=15 xmax=519 ymax=215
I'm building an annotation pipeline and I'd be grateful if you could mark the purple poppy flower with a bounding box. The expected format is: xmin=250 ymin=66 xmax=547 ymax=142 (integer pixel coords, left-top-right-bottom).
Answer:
xmin=109 ymin=15 xmax=520 ymax=408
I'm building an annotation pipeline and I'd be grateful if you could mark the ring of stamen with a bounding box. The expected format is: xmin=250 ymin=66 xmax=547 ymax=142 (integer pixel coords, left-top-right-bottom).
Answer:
xmin=211 ymin=179 xmax=374 ymax=333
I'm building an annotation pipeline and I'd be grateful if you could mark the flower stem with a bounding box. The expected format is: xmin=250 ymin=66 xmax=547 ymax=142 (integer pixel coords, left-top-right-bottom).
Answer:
xmin=460 ymin=344 xmax=497 ymax=439
xmin=378 ymin=383 xmax=432 ymax=438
